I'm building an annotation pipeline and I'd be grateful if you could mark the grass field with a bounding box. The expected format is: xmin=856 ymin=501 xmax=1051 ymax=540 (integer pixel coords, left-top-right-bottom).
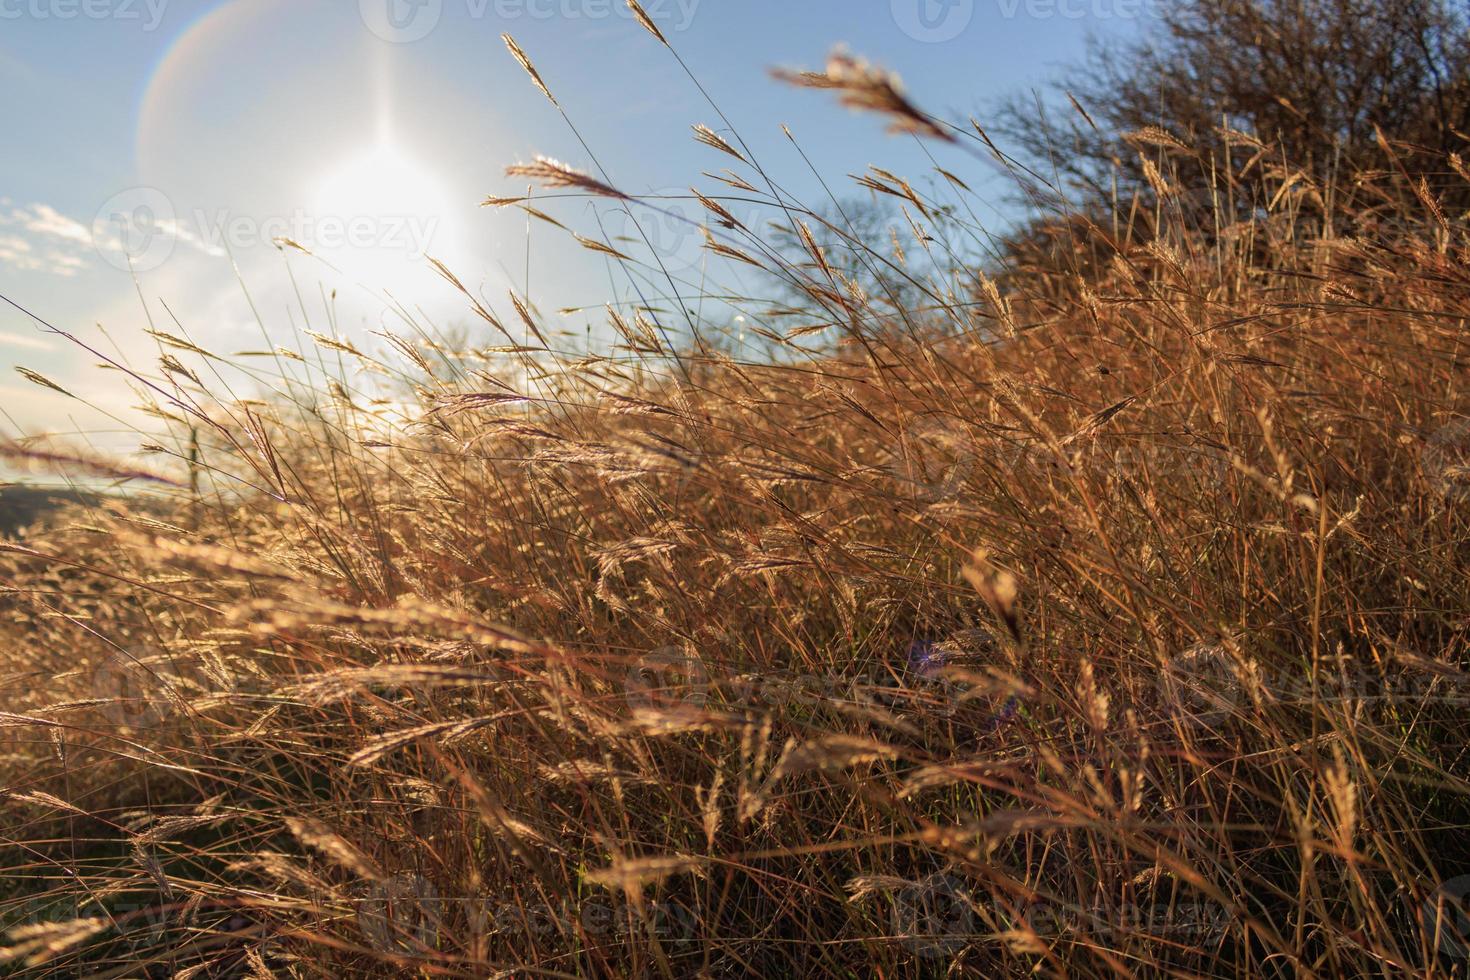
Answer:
xmin=3 ymin=32 xmax=1470 ymax=979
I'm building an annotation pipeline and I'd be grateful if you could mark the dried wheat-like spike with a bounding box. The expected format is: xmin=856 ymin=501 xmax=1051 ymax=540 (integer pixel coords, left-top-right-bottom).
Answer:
xmin=1140 ymin=156 xmax=1176 ymax=198
xmin=693 ymin=124 xmax=745 ymax=162
xmin=508 ymin=290 xmax=551 ymax=348
xmin=159 ymin=353 xmax=201 ymax=386
xmin=773 ymin=49 xmax=954 ymax=143
xmin=520 ymin=206 xmax=569 ymax=230
xmin=145 ymin=328 xmax=215 ymax=359
xmin=707 ymin=168 xmax=759 ymax=193
xmin=626 ymin=0 xmax=668 ymax=45
xmin=844 ymin=874 xmax=915 ymax=902
xmin=694 ymin=191 xmax=740 ymax=229
xmin=575 ymin=233 xmax=634 ymax=261
xmin=4 ymin=790 xmax=85 ymax=814
xmin=14 ymin=366 xmax=70 ymax=396
xmin=505 ymin=157 xmax=627 ymax=200
xmin=502 ymin=34 xmax=558 ymax=106
xmin=0 ymin=917 xmax=111 ymax=968
xmin=538 ymin=758 xmax=654 ymax=786
xmin=1216 ymin=124 xmax=1265 ymax=149
xmin=304 ymin=330 xmax=367 ymax=359
xmin=584 ymin=852 xmax=707 ymax=890
xmin=704 ymin=238 xmax=766 ymax=269
xmin=770 ymin=735 xmax=899 ymax=781
xmin=936 ymin=166 xmax=971 ymax=191
xmin=1124 ymin=126 xmax=1191 ymax=152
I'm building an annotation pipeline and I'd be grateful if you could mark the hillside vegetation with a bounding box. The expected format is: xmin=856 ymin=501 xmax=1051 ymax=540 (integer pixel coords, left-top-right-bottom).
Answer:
xmin=4 ymin=8 xmax=1470 ymax=977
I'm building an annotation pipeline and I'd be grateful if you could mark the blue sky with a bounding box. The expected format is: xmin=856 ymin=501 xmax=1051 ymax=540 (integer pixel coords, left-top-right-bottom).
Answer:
xmin=0 ymin=0 xmax=1149 ymax=439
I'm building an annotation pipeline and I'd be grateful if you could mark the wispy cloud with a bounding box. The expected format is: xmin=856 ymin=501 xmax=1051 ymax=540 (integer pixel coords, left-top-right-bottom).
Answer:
xmin=0 ymin=201 xmax=229 ymax=278
xmin=0 ymin=330 xmax=56 ymax=353
xmin=23 ymin=204 xmax=92 ymax=245
xmin=0 ymin=232 xmax=50 ymax=275
xmin=0 ymin=204 xmax=93 ymax=276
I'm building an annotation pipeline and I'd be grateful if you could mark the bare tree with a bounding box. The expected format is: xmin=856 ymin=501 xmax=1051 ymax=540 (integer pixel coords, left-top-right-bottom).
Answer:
xmin=993 ymin=0 xmax=1470 ymax=215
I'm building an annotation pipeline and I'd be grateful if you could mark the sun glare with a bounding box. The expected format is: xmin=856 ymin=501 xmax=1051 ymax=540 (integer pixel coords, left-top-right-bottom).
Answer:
xmin=310 ymin=142 xmax=456 ymax=286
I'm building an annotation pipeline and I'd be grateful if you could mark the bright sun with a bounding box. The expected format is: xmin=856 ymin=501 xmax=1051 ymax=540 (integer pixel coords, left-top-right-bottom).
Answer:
xmin=311 ymin=143 xmax=456 ymax=286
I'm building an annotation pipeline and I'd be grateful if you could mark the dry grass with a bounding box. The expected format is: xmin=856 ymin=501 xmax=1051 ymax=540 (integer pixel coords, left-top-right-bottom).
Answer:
xmin=3 ymin=34 xmax=1470 ymax=979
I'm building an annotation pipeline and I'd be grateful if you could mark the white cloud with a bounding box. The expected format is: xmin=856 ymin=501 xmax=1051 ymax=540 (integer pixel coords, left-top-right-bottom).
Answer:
xmin=0 ymin=330 xmax=56 ymax=352
xmin=0 ymin=240 xmax=44 ymax=273
xmin=0 ymin=204 xmax=107 ymax=276
xmin=44 ymin=252 xmax=88 ymax=277
xmin=160 ymin=218 xmax=227 ymax=258
xmin=0 ymin=225 xmax=89 ymax=276
xmin=24 ymin=204 xmax=92 ymax=245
